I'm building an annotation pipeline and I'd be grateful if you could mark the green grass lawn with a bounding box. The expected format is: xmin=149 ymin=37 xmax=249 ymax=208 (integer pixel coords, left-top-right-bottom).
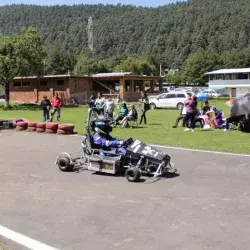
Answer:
xmin=1 ymin=100 xmax=250 ymax=154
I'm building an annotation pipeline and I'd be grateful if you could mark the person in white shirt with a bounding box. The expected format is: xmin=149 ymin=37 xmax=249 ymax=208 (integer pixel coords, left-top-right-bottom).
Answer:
xmin=104 ymin=96 xmax=115 ymax=120
xmin=95 ymin=93 xmax=105 ymax=114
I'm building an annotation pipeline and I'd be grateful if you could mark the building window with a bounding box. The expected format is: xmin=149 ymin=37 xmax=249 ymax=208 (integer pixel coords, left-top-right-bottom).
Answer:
xmin=215 ymin=74 xmax=223 ymax=80
xmin=13 ymin=82 xmax=21 ymax=87
xmin=40 ymin=81 xmax=47 ymax=86
xmin=22 ymin=82 xmax=31 ymax=87
xmin=237 ymin=73 xmax=248 ymax=80
xmin=13 ymin=82 xmax=30 ymax=87
xmin=225 ymin=74 xmax=232 ymax=80
xmin=56 ymin=80 xmax=64 ymax=86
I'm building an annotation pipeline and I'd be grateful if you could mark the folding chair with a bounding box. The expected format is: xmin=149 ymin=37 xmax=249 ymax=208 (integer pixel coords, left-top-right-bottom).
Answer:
xmin=126 ymin=117 xmax=138 ymax=128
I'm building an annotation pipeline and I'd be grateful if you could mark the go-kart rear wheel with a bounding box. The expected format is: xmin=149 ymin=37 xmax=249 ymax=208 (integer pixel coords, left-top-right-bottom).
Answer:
xmin=125 ymin=167 xmax=141 ymax=182
xmin=57 ymin=155 xmax=74 ymax=172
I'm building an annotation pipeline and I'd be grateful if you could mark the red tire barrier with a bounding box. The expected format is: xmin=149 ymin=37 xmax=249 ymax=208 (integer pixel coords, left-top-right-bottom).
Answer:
xmin=57 ymin=129 xmax=68 ymax=135
xmin=36 ymin=127 xmax=46 ymax=133
xmin=28 ymin=122 xmax=37 ymax=127
xmin=13 ymin=118 xmax=28 ymax=127
xmin=36 ymin=122 xmax=46 ymax=129
xmin=16 ymin=121 xmax=28 ymax=128
xmin=58 ymin=124 xmax=75 ymax=132
xmin=45 ymin=129 xmax=57 ymax=134
xmin=46 ymin=122 xmax=59 ymax=130
xmin=16 ymin=126 xmax=26 ymax=131
xmin=27 ymin=127 xmax=37 ymax=132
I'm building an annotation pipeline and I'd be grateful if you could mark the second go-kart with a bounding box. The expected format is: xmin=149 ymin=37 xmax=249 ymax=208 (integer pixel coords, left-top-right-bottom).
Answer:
xmin=55 ymin=109 xmax=178 ymax=182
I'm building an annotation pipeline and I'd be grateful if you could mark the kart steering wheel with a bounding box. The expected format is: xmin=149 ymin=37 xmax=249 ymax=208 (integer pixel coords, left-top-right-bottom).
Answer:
xmin=122 ymin=138 xmax=133 ymax=147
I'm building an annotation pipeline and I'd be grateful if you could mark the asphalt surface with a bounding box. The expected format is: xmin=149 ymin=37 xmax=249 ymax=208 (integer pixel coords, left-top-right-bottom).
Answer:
xmin=0 ymin=130 xmax=250 ymax=250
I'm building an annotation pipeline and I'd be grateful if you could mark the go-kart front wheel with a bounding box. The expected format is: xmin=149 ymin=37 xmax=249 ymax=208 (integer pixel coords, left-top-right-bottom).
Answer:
xmin=125 ymin=167 xmax=141 ymax=182
xmin=57 ymin=154 xmax=74 ymax=172
xmin=163 ymin=162 xmax=177 ymax=175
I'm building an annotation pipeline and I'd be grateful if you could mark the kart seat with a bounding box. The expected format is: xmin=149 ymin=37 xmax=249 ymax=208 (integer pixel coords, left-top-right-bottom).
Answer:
xmin=84 ymin=133 xmax=100 ymax=155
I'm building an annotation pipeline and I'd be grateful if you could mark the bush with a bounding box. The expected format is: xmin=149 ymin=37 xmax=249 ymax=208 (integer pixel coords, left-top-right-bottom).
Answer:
xmin=0 ymin=102 xmax=80 ymax=110
xmin=208 ymin=96 xmax=232 ymax=101
xmin=0 ymin=102 xmax=41 ymax=111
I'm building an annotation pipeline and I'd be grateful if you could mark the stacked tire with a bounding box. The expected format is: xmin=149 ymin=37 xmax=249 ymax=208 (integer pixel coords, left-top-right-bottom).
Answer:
xmin=13 ymin=118 xmax=28 ymax=128
xmin=36 ymin=122 xmax=46 ymax=133
xmin=57 ymin=124 xmax=75 ymax=135
xmin=27 ymin=122 xmax=37 ymax=132
xmin=45 ymin=122 xmax=58 ymax=134
xmin=16 ymin=121 xmax=28 ymax=131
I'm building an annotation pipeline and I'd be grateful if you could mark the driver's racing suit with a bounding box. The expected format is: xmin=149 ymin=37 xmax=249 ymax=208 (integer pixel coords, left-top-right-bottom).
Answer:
xmin=92 ymin=132 xmax=126 ymax=154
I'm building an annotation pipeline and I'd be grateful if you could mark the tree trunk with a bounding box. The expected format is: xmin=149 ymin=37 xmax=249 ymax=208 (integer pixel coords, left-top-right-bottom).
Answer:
xmin=4 ymin=82 xmax=10 ymax=107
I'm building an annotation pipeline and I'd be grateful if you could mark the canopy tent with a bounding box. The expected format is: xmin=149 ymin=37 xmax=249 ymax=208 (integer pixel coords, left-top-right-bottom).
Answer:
xmin=196 ymin=92 xmax=209 ymax=101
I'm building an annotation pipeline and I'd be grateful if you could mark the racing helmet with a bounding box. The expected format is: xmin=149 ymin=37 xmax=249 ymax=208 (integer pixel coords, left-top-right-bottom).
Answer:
xmin=94 ymin=115 xmax=112 ymax=135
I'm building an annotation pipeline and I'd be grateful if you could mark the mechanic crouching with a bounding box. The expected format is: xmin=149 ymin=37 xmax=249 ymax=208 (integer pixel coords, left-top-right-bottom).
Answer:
xmin=91 ymin=116 xmax=127 ymax=155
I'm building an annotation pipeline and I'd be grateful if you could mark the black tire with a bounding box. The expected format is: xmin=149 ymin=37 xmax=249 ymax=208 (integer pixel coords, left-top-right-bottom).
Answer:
xmin=58 ymin=155 xmax=74 ymax=172
xmin=150 ymin=103 xmax=156 ymax=110
xmin=125 ymin=167 xmax=141 ymax=182
xmin=177 ymin=102 xmax=184 ymax=110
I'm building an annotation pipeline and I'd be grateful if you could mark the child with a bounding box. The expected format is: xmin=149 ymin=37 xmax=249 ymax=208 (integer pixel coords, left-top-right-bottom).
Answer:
xmin=172 ymin=106 xmax=186 ymax=128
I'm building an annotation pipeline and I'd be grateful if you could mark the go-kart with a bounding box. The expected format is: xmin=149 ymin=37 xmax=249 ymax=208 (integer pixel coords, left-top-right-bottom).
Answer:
xmin=55 ymin=109 xmax=177 ymax=182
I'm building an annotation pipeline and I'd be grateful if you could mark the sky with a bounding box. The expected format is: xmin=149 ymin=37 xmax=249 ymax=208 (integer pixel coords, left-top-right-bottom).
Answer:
xmin=0 ymin=0 xmax=187 ymax=8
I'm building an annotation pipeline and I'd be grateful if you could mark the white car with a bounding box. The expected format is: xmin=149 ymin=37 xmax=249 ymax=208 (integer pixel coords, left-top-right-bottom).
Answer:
xmin=201 ymin=89 xmax=220 ymax=97
xmin=149 ymin=92 xmax=190 ymax=110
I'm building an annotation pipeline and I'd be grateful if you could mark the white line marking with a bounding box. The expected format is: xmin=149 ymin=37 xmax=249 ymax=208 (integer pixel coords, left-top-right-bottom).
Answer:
xmin=149 ymin=144 xmax=250 ymax=158
xmin=0 ymin=225 xmax=59 ymax=250
xmin=69 ymin=134 xmax=250 ymax=157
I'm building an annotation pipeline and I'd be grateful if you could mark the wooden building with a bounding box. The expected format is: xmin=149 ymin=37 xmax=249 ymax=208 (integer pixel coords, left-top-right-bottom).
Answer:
xmin=10 ymin=73 xmax=163 ymax=104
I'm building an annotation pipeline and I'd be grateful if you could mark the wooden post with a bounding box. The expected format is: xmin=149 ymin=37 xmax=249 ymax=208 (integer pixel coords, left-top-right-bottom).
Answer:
xmin=119 ymin=78 xmax=125 ymax=100
xmin=159 ymin=79 xmax=163 ymax=92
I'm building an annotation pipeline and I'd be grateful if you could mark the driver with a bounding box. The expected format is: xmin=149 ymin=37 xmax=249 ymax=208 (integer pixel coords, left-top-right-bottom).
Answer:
xmin=91 ymin=116 xmax=126 ymax=154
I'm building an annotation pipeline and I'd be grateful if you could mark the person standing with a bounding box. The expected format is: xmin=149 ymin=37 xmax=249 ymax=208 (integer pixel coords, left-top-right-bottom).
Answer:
xmin=139 ymin=92 xmax=150 ymax=125
xmin=87 ymin=94 xmax=96 ymax=121
xmin=104 ymin=96 xmax=115 ymax=121
xmin=184 ymin=95 xmax=198 ymax=132
xmin=40 ymin=95 xmax=51 ymax=122
xmin=50 ymin=93 xmax=62 ymax=122
xmin=95 ymin=93 xmax=105 ymax=115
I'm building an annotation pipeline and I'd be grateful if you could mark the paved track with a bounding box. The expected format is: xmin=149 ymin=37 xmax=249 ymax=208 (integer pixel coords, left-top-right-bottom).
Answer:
xmin=0 ymin=131 xmax=250 ymax=250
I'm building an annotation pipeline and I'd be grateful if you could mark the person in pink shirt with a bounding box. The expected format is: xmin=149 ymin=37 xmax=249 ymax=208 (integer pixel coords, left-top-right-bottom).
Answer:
xmin=50 ymin=93 xmax=62 ymax=122
xmin=184 ymin=95 xmax=198 ymax=132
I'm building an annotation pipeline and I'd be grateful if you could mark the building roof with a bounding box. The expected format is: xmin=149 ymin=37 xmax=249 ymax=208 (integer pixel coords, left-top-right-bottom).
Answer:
xmin=13 ymin=72 xmax=162 ymax=80
xmin=205 ymin=68 xmax=250 ymax=75
xmin=209 ymin=84 xmax=250 ymax=89
xmin=13 ymin=74 xmax=72 ymax=79
xmin=91 ymin=72 xmax=133 ymax=77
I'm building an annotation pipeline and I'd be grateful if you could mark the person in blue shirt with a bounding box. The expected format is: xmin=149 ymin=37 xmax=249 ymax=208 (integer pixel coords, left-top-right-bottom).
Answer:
xmin=87 ymin=94 xmax=95 ymax=108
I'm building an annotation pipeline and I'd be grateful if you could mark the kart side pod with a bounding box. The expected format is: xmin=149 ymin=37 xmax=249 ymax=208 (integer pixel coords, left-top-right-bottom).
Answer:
xmin=87 ymin=155 xmax=121 ymax=175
